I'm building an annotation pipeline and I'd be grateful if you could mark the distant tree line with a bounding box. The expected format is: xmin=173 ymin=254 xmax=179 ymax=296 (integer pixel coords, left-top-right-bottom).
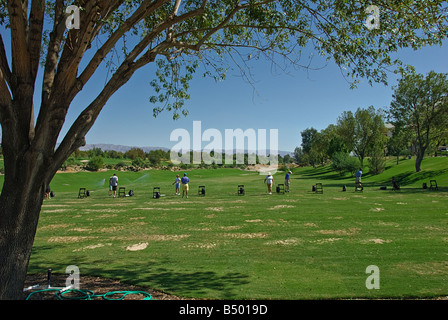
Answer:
xmin=62 ymin=147 xmax=171 ymax=171
xmin=62 ymin=147 xmax=294 ymax=172
xmin=71 ymin=147 xmax=170 ymax=161
xmin=294 ymin=69 xmax=448 ymax=174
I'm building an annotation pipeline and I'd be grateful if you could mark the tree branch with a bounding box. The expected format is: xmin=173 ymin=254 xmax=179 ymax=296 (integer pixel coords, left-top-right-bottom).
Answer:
xmin=55 ymin=3 xmax=210 ymax=168
xmin=27 ymin=0 xmax=45 ymax=81
xmin=41 ymin=0 xmax=66 ymax=99
xmin=53 ymin=50 xmax=159 ymax=172
xmin=0 ymin=72 xmax=12 ymax=120
xmin=7 ymin=0 xmax=29 ymax=83
xmin=53 ymin=0 xmax=110 ymax=91
xmin=34 ymin=1 xmax=124 ymax=155
xmin=0 ymin=34 xmax=11 ymax=88
xmin=172 ymin=0 xmax=182 ymax=16
xmin=75 ymin=0 xmax=169 ymax=99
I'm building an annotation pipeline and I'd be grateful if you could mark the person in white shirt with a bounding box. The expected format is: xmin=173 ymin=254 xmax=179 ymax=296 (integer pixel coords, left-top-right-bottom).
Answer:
xmin=264 ymin=172 xmax=274 ymax=195
xmin=172 ymin=174 xmax=181 ymax=195
xmin=110 ymin=173 xmax=118 ymax=198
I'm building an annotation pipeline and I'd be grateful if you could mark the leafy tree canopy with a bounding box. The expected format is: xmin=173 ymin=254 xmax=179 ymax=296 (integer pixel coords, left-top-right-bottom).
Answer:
xmin=0 ymin=0 xmax=447 ymax=299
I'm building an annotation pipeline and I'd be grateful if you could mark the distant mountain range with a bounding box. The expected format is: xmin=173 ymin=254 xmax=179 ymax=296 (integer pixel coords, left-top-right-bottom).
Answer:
xmin=80 ymin=144 xmax=293 ymax=156
xmin=79 ymin=144 xmax=170 ymax=153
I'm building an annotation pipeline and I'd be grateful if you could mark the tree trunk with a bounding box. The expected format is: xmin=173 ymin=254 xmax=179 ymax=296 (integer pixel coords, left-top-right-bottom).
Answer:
xmin=0 ymin=154 xmax=47 ymax=299
xmin=359 ymin=155 xmax=364 ymax=168
xmin=415 ymin=150 xmax=424 ymax=172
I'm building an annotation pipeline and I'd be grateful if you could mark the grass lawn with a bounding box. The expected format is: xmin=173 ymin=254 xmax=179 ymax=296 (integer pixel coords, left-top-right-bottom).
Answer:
xmin=7 ymin=156 xmax=447 ymax=299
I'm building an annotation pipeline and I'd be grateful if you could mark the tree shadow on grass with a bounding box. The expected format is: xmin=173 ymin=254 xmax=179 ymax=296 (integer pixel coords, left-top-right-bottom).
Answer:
xmin=374 ymin=168 xmax=448 ymax=187
xmin=27 ymin=257 xmax=250 ymax=299
xmin=293 ymin=180 xmax=447 ymax=195
xmin=294 ymin=166 xmax=447 ymax=190
xmin=85 ymin=265 xmax=250 ymax=299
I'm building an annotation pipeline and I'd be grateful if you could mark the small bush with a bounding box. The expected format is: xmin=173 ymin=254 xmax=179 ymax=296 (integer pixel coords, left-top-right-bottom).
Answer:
xmin=114 ymin=161 xmax=126 ymax=169
xmin=368 ymin=152 xmax=386 ymax=175
xmin=132 ymin=157 xmax=146 ymax=170
xmin=331 ymin=152 xmax=359 ymax=176
xmin=86 ymin=156 xmax=104 ymax=171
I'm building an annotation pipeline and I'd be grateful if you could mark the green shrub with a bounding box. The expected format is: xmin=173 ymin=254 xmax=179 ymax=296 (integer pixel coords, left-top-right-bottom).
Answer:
xmin=86 ymin=156 xmax=104 ymax=171
xmin=331 ymin=152 xmax=359 ymax=176
xmin=132 ymin=157 xmax=146 ymax=170
xmin=114 ymin=161 xmax=126 ymax=169
xmin=368 ymin=152 xmax=386 ymax=175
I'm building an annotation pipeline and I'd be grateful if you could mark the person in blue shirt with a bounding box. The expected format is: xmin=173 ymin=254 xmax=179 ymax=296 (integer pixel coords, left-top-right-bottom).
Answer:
xmin=181 ymin=173 xmax=190 ymax=198
xmin=355 ymin=168 xmax=362 ymax=186
xmin=285 ymin=171 xmax=291 ymax=192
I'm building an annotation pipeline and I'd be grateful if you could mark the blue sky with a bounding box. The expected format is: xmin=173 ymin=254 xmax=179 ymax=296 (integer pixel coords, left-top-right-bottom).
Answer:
xmin=79 ymin=42 xmax=447 ymax=153
xmin=1 ymin=26 xmax=447 ymax=153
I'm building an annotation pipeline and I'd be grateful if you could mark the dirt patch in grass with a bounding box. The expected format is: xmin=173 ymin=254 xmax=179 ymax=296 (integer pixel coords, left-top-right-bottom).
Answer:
xmin=220 ymin=226 xmax=242 ymax=231
xmin=312 ymin=238 xmax=342 ymax=244
xmin=86 ymin=214 xmax=118 ymax=220
xmin=141 ymin=234 xmax=191 ymax=241
xmin=70 ymin=228 xmax=92 ymax=232
xmin=73 ymin=243 xmax=113 ymax=252
xmin=317 ymin=228 xmax=361 ymax=236
xmin=99 ymin=226 xmax=124 ymax=233
xmin=42 ymin=209 xmax=70 ymax=213
xmin=228 ymin=200 xmax=247 ymax=203
xmin=205 ymin=207 xmax=224 ymax=212
xmin=221 ymin=232 xmax=268 ymax=239
xmin=363 ymin=238 xmax=392 ymax=244
xmin=377 ymin=221 xmax=400 ymax=227
xmin=133 ymin=207 xmax=187 ymax=211
xmin=39 ymin=224 xmax=72 ymax=230
xmin=126 ymin=242 xmax=148 ymax=251
xmin=265 ymin=238 xmax=301 ymax=246
xmin=268 ymin=205 xmax=295 ymax=210
xmin=304 ymin=223 xmax=318 ymax=228
xmin=24 ymin=273 xmax=183 ymax=300
xmin=90 ymin=203 xmax=134 ymax=207
xmin=85 ymin=209 xmax=124 ymax=213
xmin=396 ymin=261 xmax=448 ymax=276
xmin=41 ymin=204 xmax=70 ymax=207
xmin=183 ymin=242 xmax=217 ymax=249
xmin=48 ymin=236 xmax=97 ymax=243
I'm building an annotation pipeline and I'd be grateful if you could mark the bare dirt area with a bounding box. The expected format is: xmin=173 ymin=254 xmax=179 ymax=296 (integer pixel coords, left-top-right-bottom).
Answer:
xmin=24 ymin=273 xmax=183 ymax=300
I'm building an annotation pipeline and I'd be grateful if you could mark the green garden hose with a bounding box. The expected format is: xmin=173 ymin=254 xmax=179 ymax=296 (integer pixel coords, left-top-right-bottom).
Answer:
xmin=25 ymin=288 xmax=152 ymax=300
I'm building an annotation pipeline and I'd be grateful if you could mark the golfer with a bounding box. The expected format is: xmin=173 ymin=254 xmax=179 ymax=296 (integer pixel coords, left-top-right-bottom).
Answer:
xmin=181 ymin=173 xmax=189 ymax=198
xmin=264 ymin=172 xmax=274 ymax=195
xmin=355 ymin=168 xmax=362 ymax=185
xmin=172 ymin=174 xmax=181 ymax=195
xmin=45 ymin=185 xmax=51 ymax=200
xmin=110 ymin=173 xmax=118 ymax=198
xmin=285 ymin=171 xmax=292 ymax=192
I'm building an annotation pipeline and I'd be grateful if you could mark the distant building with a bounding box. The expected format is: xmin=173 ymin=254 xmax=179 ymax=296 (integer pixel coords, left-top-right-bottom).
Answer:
xmin=384 ymin=123 xmax=395 ymax=138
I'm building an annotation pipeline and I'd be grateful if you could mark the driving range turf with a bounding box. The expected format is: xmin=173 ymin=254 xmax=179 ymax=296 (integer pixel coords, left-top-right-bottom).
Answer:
xmin=12 ymin=157 xmax=448 ymax=299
